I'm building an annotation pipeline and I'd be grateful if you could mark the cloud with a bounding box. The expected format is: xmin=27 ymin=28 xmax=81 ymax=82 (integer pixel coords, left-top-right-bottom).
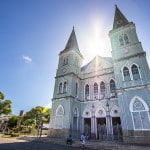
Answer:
xmin=22 ymin=55 xmax=32 ymax=63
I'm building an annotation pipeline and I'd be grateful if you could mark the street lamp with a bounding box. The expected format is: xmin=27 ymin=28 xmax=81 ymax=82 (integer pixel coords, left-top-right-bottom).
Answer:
xmin=91 ymin=104 xmax=96 ymax=139
xmin=105 ymin=98 xmax=113 ymax=140
xmin=95 ymin=96 xmax=113 ymax=140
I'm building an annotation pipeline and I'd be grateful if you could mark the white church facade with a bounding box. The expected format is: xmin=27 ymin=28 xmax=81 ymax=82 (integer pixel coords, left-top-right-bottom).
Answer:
xmin=49 ymin=6 xmax=150 ymax=144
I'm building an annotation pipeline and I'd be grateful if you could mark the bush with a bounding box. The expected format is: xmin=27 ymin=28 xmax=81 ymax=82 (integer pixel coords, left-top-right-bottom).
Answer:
xmin=11 ymin=132 xmax=19 ymax=137
xmin=21 ymin=129 xmax=30 ymax=134
xmin=3 ymin=132 xmax=19 ymax=137
xmin=12 ymin=127 xmax=19 ymax=133
xmin=4 ymin=132 xmax=11 ymax=135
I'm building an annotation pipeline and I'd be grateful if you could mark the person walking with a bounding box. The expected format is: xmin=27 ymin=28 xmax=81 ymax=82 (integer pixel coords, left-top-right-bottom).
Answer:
xmin=81 ymin=133 xmax=86 ymax=150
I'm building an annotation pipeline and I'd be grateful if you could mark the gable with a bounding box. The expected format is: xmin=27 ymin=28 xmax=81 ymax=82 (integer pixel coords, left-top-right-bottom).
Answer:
xmin=81 ymin=55 xmax=113 ymax=73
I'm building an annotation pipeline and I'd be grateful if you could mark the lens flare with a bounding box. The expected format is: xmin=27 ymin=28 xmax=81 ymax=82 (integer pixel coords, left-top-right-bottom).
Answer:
xmin=81 ymin=16 xmax=111 ymax=65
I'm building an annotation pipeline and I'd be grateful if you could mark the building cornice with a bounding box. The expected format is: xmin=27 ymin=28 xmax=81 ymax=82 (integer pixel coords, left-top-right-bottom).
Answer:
xmin=113 ymin=52 xmax=146 ymax=63
xmin=117 ymin=84 xmax=150 ymax=94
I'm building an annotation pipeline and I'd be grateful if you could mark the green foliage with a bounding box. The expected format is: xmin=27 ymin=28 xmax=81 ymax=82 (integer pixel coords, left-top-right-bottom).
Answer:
xmin=4 ymin=132 xmax=11 ymax=135
xmin=0 ymin=91 xmax=4 ymax=100
xmin=20 ymin=129 xmax=30 ymax=134
xmin=21 ymin=106 xmax=51 ymax=127
xmin=23 ymin=118 xmax=35 ymax=126
xmin=12 ymin=127 xmax=19 ymax=133
xmin=7 ymin=116 xmax=19 ymax=129
xmin=10 ymin=132 xmax=20 ymax=137
xmin=0 ymin=91 xmax=12 ymax=115
xmin=4 ymin=132 xmax=19 ymax=137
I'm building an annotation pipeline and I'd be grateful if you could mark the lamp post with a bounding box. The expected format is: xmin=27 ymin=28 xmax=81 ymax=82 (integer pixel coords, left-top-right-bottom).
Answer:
xmin=105 ymin=98 xmax=113 ymax=140
xmin=91 ymin=104 xmax=96 ymax=139
xmin=94 ymin=96 xmax=113 ymax=140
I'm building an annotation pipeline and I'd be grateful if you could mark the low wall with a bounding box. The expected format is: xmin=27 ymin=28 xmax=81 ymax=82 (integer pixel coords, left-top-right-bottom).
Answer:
xmin=47 ymin=128 xmax=70 ymax=138
xmin=123 ymin=130 xmax=150 ymax=145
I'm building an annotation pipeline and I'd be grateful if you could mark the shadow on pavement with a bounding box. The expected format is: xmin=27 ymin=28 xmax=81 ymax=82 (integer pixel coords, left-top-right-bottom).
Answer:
xmin=0 ymin=141 xmax=84 ymax=150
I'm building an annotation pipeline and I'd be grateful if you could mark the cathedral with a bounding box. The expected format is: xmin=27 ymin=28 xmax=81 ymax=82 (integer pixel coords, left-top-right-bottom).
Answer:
xmin=48 ymin=6 xmax=150 ymax=144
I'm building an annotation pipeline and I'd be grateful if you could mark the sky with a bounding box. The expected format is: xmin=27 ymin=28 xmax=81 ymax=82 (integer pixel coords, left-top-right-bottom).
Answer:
xmin=0 ymin=0 xmax=150 ymax=115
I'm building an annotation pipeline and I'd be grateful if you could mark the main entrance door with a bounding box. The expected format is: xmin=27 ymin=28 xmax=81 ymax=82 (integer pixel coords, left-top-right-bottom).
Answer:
xmin=84 ymin=118 xmax=91 ymax=138
xmin=112 ymin=117 xmax=122 ymax=140
xmin=97 ymin=118 xmax=106 ymax=140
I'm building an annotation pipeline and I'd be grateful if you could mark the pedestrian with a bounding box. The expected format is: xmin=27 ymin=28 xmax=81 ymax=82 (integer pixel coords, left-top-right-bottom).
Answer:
xmin=81 ymin=133 xmax=86 ymax=150
xmin=66 ymin=134 xmax=72 ymax=145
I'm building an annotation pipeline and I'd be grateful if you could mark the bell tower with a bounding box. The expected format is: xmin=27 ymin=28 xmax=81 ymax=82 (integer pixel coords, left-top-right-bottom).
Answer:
xmin=56 ymin=27 xmax=83 ymax=77
xmin=53 ymin=27 xmax=83 ymax=99
xmin=109 ymin=5 xmax=150 ymax=144
xmin=49 ymin=27 xmax=83 ymax=137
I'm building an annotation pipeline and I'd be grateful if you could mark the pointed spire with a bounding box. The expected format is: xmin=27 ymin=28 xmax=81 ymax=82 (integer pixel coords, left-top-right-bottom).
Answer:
xmin=113 ymin=5 xmax=129 ymax=29
xmin=60 ymin=27 xmax=79 ymax=54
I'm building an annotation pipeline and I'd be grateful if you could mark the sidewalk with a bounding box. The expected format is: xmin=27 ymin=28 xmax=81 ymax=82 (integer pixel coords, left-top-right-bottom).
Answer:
xmin=31 ymin=136 xmax=150 ymax=150
xmin=1 ymin=135 xmax=150 ymax=150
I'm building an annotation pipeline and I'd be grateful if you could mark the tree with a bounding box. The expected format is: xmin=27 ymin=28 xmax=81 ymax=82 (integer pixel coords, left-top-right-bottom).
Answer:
xmin=21 ymin=106 xmax=51 ymax=127
xmin=0 ymin=91 xmax=12 ymax=115
xmin=21 ymin=106 xmax=51 ymax=136
xmin=7 ymin=116 xmax=19 ymax=129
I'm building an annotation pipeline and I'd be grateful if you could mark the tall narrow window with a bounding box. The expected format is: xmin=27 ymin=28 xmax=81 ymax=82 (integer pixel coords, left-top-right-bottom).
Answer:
xmin=63 ymin=82 xmax=67 ymax=93
xmin=124 ymin=34 xmax=129 ymax=44
xmin=55 ymin=105 xmax=64 ymax=129
xmin=63 ymin=57 xmax=68 ymax=65
xmin=110 ymin=79 xmax=116 ymax=93
xmin=75 ymin=83 xmax=78 ymax=97
xmin=85 ymin=84 xmax=90 ymax=100
xmin=130 ymin=98 xmax=150 ymax=130
xmin=59 ymin=83 xmax=62 ymax=93
xmin=131 ymin=64 xmax=140 ymax=80
xmin=74 ymin=108 xmax=78 ymax=117
xmin=63 ymin=59 xmax=65 ymax=65
xmin=75 ymin=57 xmax=79 ymax=67
xmin=66 ymin=57 xmax=68 ymax=64
xmin=100 ymin=82 xmax=105 ymax=97
xmin=94 ymin=83 xmax=98 ymax=99
xmin=119 ymin=36 xmax=124 ymax=46
xmin=123 ymin=67 xmax=131 ymax=81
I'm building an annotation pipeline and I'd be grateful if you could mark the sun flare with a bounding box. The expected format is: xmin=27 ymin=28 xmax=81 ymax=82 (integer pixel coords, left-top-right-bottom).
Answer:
xmin=80 ymin=16 xmax=111 ymax=65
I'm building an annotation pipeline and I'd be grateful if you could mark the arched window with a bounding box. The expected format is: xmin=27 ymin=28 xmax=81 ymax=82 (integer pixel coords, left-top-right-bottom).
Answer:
xmin=130 ymin=97 xmax=150 ymax=130
xmin=110 ymin=79 xmax=116 ymax=93
xmin=85 ymin=84 xmax=90 ymax=99
xmin=56 ymin=105 xmax=64 ymax=116
xmin=94 ymin=83 xmax=98 ymax=98
xmin=63 ymin=81 xmax=67 ymax=93
xmin=124 ymin=34 xmax=129 ymax=44
xmin=131 ymin=64 xmax=140 ymax=80
xmin=123 ymin=67 xmax=131 ymax=81
xmin=59 ymin=83 xmax=62 ymax=93
xmin=75 ymin=83 xmax=78 ymax=97
xmin=55 ymin=105 xmax=64 ymax=129
xmin=119 ymin=36 xmax=124 ymax=46
xmin=100 ymin=82 xmax=105 ymax=96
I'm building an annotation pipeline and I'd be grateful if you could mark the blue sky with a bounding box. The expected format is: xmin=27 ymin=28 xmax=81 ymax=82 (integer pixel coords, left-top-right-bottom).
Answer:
xmin=0 ymin=0 xmax=150 ymax=115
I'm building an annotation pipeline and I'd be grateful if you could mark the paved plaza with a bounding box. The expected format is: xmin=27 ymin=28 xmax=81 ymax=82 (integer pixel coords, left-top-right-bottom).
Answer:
xmin=0 ymin=135 xmax=150 ymax=150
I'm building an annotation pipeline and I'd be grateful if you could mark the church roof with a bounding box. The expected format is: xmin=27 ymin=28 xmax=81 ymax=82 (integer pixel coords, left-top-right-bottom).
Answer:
xmin=81 ymin=55 xmax=112 ymax=71
xmin=60 ymin=27 xmax=81 ymax=55
xmin=113 ymin=5 xmax=129 ymax=29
